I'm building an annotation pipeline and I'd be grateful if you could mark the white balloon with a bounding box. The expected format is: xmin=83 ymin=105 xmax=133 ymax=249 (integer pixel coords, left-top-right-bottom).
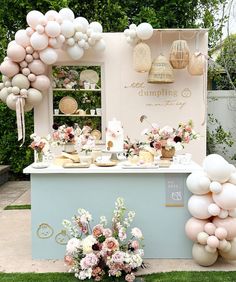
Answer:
xmin=49 ymin=38 xmax=58 ymax=48
xmin=30 ymin=32 xmax=49 ymax=51
xmin=26 ymin=10 xmax=44 ymax=29
xmin=74 ymin=17 xmax=89 ymax=33
xmin=78 ymin=39 xmax=85 ymax=48
xmin=12 ymin=86 xmax=20 ymax=95
xmin=67 ymin=44 xmax=84 ymax=60
xmin=0 ymin=83 xmax=4 ymax=90
xmin=12 ymin=74 xmax=30 ymax=89
xmin=84 ymin=42 xmax=89 ymax=50
xmin=203 ymin=154 xmax=231 ymax=183
xmin=45 ymin=10 xmax=59 ymax=21
xmin=90 ymin=22 xmax=103 ymax=33
xmin=129 ymin=29 xmax=137 ymax=39
xmin=26 ymin=27 xmax=34 ymax=37
xmin=186 ymin=172 xmax=210 ymax=195
xmin=136 ymin=23 xmax=153 ymax=40
xmin=129 ymin=23 xmax=137 ymax=30
xmin=124 ymin=29 xmax=130 ymax=36
xmin=74 ymin=32 xmax=83 ymax=40
xmin=88 ymin=38 xmax=96 ymax=46
xmin=67 ymin=38 xmax=75 ymax=46
xmin=218 ymin=209 xmax=229 ymax=219
xmin=7 ymin=87 xmax=12 ymax=94
xmin=208 ymin=203 xmax=221 ymax=216
xmin=93 ymin=39 xmax=106 ymax=52
xmin=59 ymin=8 xmax=75 ymax=22
xmin=0 ymin=88 xmax=9 ymax=103
xmin=228 ymin=172 xmax=236 ymax=185
xmin=27 ymin=88 xmax=43 ymax=106
xmin=39 ymin=47 xmax=58 ymax=65
xmin=188 ymin=194 xmax=213 ymax=219
xmin=209 ymin=181 xmax=222 ymax=194
xmin=229 ymin=208 xmax=236 ymax=218
xmin=61 ymin=20 xmax=75 ymax=38
xmin=45 ymin=21 xmax=61 ymax=38
xmin=15 ymin=30 xmax=30 ymax=48
xmin=38 ymin=16 xmax=48 ymax=26
xmin=5 ymin=81 xmax=11 ymax=87
xmin=36 ymin=24 xmax=45 ymax=34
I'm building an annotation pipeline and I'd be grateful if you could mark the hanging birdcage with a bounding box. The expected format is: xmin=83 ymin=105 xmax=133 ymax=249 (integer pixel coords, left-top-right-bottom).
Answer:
xmin=188 ymin=52 xmax=205 ymax=75
xmin=148 ymin=54 xmax=174 ymax=83
xmin=133 ymin=42 xmax=152 ymax=73
xmin=169 ymin=40 xmax=190 ymax=69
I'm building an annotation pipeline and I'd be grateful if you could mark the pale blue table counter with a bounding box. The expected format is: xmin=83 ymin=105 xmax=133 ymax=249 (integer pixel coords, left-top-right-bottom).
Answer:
xmin=23 ymin=162 xmax=202 ymax=259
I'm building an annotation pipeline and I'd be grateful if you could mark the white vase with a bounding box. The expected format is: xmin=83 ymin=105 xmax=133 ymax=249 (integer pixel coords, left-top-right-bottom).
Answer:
xmin=63 ymin=144 xmax=75 ymax=153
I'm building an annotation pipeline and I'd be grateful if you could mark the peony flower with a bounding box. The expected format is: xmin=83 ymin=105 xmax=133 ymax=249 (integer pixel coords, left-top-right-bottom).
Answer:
xmin=130 ymin=254 xmax=143 ymax=268
xmin=78 ymin=268 xmax=92 ymax=280
xmin=64 ymin=255 xmax=74 ymax=266
xmin=66 ymin=238 xmax=81 ymax=255
xmin=82 ymin=235 xmax=97 ymax=254
xmin=103 ymin=228 xmax=112 ymax=238
xmin=80 ymin=253 xmax=98 ymax=270
xmin=125 ymin=273 xmax=135 ymax=282
xmin=131 ymin=228 xmax=143 ymax=239
xmin=103 ymin=237 xmax=119 ymax=252
xmin=111 ymin=251 xmax=125 ymax=263
xmin=93 ymin=224 xmax=104 ymax=238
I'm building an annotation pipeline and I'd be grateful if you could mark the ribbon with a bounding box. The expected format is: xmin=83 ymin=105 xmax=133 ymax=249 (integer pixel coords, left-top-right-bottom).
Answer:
xmin=15 ymin=93 xmax=27 ymax=146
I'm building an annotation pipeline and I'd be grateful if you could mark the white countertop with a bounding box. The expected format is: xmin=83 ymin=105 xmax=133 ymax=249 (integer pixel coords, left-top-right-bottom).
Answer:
xmin=23 ymin=161 xmax=202 ymax=174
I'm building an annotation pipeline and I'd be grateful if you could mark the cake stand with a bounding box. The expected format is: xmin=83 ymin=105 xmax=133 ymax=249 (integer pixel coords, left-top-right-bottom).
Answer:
xmin=102 ymin=150 xmax=125 ymax=161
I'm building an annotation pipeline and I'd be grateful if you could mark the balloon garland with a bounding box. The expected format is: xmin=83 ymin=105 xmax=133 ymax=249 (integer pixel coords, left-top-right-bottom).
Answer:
xmin=0 ymin=8 xmax=105 ymax=143
xmin=186 ymin=154 xmax=236 ymax=266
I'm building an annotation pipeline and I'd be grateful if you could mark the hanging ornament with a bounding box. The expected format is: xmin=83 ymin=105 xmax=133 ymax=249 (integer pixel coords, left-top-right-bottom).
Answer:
xmin=133 ymin=42 xmax=152 ymax=73
xmin=188 ymin=33 xmax=205 ymax=75
xmin=148 ymin=55 xmax=174 ymax=83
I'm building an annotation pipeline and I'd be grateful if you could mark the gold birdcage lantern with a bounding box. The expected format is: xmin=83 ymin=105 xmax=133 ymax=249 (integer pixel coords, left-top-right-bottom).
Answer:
xmin=148 ymin=54 xmax=174 ymax=83
xmin=169 ymin=39 xmax=190 ymax=69
xmin=133 ymin=42 xmax=152 ymax=73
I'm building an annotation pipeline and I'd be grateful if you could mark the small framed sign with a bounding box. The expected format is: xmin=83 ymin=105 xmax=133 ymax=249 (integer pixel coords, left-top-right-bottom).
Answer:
xmin=165 ymin=175 xmax=184 ymax=207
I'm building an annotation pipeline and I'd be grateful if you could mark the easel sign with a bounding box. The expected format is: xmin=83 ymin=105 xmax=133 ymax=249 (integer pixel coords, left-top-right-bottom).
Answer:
xmin=165 ymin=175 xmax=184 ymax=207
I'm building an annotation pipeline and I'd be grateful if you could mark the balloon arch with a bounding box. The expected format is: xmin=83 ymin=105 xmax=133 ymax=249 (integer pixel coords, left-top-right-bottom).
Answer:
xmin=0 ymin=8 xmax=106 ymax=142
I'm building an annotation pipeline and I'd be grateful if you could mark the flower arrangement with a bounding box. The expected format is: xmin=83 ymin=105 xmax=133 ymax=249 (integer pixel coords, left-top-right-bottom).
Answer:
xmin=142 ymin=119 xmax=199 ymax=151
xmin=52 ymin=123 xmax=81 ymax=145
xmin=63 ymin=198 xmax=144 ymax=281
xmin=123 ymin=137 xmax=145 ymax=157
xmin=29 ymin=133 xmax=49 ymax=162
xmin=52 ymin=66 xmax=80 ymax=89
xmin=77 ymin=126 xmax=96 ymax=154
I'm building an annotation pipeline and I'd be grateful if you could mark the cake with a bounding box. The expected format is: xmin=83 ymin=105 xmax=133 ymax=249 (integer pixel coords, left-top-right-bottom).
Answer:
xmin=106 ymin=118 xmax=124 ymax=152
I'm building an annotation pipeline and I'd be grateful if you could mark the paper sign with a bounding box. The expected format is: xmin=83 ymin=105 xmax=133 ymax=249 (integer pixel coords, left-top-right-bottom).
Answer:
xmin=165 ymin=175 xmax=184 ymax=207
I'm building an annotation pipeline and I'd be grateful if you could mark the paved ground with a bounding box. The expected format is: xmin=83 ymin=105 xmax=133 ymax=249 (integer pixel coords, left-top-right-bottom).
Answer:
xmin=0 ymin=181 xmax=236 ymax=273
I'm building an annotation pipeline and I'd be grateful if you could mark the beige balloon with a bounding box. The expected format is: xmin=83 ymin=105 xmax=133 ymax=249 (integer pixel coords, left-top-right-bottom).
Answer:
xmin=219 ymin=239 xmax=236 ymax=260
xmin=6 ymin=93 xmax=25 ymax=111
xmin=192 ymin=243 xmax=218 ymax=266
xmin=0 ymin=87 xmax=9 ymax=103
xmin=12 ymin=74 xmax=30 ymax=89
xmin=27 ymin=88 xmax=43 ymax=106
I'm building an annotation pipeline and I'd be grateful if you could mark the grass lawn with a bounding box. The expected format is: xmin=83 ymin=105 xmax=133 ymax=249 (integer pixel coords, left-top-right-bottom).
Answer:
xmin=0 ymin=272 xmax=236 ymax=282
xmin=4 ymin=205 xmax=31 ymax=210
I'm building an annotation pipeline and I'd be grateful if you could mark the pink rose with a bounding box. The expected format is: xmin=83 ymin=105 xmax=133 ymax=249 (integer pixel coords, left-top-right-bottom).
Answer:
xmin=131 ymin=240 xmax=139 ymax=250
xmin=184 ymin=136 xmax=190 ymax=143
xmin=93 ymin=224 xmax=104 ymax=237
xmin=64 ymin=255 xmax=74 ymax=266
xmin=103 ymin=237 xmax=119 ymax=252
xmin=53 ymin=132 xmax=59 ymax=140
xmin=125 ymin=273 xmax=135 ymax=282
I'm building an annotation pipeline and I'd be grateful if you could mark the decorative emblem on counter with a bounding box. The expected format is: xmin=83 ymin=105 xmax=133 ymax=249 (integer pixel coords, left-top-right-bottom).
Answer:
xmin=55 ymin=229 xmax=70 ymax=245
xmin=36 ymin=223 xmax=54 ymax=239
xmin=165 ymin=175 xmax=184 ymax=207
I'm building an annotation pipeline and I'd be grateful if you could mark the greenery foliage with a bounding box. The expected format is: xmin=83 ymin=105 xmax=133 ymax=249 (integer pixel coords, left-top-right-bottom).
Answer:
xmin=0 ymin=0 xmax=229 ymax=177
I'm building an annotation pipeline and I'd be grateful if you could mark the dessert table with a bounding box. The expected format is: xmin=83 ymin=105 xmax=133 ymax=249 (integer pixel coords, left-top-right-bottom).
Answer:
xmin=24 ymin=161 xmax=202 ymax=259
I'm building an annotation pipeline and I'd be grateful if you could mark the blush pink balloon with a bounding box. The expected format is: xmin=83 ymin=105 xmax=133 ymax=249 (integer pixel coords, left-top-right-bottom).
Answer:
xmin=185 ymin=217 xmax=208 ymax=241
xmin=20 ymin=61 xmax=28 ymax=68
xmin=26 ymin=27 xmax=34 ymax=37
xmin=213 ymin=183 xmax=236 ymax=210
xmin=32 ymin=52 xmax=39 ymax=59
xmin=7 ymin=43 xmax=26 ymax=63
xmin=28 ymin=73 xmax=36 ymax=82
xmin=28 ymin=60 xmax=46 ymax=75
xmin=30 ymin=32 xmax=49 ymax=51
xmin=15 ymin=29 xmax=30 ymax=48
xmin=25 ymin=54 xmax=33 ymax=63
xmin=207 ymin=235 xmax=220 ymax=249
xmin=204 ymin=222 xmax=216 ymax=235
xmin=213 ymin=217 xmax=236 ymax=240
xmin=0 ymin=60 xmax=20 ymax=78
xmin=31 ymin=75 xmax=50 ymax=91
xmin=26 ymin=10 xmax=44 ymax=29
xmin=22 ymin=68 xmax=30 ymax=76
xmin=215 ymin=227 xmax=228 ymax=240
xmin=36 ymin=24 xmax=45 ymax=34
xmin=45 ymin=21 xmax=61 ymax=38
xmin=26 ymin=46 xmax=34 ymax=54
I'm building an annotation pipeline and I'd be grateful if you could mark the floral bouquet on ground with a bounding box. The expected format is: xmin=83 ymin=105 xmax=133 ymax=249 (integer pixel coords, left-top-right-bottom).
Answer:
xmin=52 ymin=123 xmax=82 ymax=145
xmin=63 ymin=198 xmax=144 ymax=281
xmin=142 ymin=119 xmax=199 ymax=151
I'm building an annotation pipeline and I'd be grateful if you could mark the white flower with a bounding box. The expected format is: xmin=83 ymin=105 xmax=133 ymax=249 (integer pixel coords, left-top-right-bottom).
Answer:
xmin=141 ymin=128 xmax=149 ymax=135
xmin=124 ymin=253 xmax=131 ymax=264
xmin=78 ymin=268 xmax=92 ymax=280
xmin=118 ymin=228 xmax=127 ymax=242
xmin=66 ymin=238 xmax=81 ymax=255
xmin=78 ymin=209 xmax=92 ymax=224
xmin=111 ymin=251 xmax=125 ymax=263
xmin=174 ymin=142 xmax=183 ymax=151
xmin=131 ymin=227 xmax=143 ymax=239
xmin=82 ymin=235 xmax=96 ymax=254
xmin=136 ymin=249 xmax=144 ymax=257
xmin=130 ymin=254 xmax=143 ymax=268
xmin=100 ymin=216 xmax=107 ymax=226
xmin=159 ymin=126 xmax=173 ymax=135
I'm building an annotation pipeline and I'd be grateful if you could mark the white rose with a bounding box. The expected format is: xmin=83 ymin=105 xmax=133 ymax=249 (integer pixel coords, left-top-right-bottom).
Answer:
xmin=66 ymin=238 xmax=81 ymax=254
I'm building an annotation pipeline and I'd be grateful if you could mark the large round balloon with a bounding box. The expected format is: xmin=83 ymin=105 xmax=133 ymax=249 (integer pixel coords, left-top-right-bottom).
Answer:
xmin=213 ymin=216 xmax=236 ymax=240
xmin=0 ymin=60 xmax=20 ymax=78
xmin=24 ymin=101 xmax=34 ymax=112
xmin=90 ymin=22 xmax=103 ymax=33
xmin=0 ymin=88 xmax=9 ymax=103
xmin=74 ymin=17 xmax=89 ymax=33
xmin=67 ymin=44 xmax=84 ymax=60
xmin=212 ymin=182 xmax=236 ymax=210
xmin=136 ymin=23 xmax=153 ymax=40
xmin=188 ymin=194 xmax=213 ymax=219
xmin=203 ymin=154 xmax=231 ymax=183
xmin=192 ymin=243 xmax=218 ymax=266
xmin=31 ymin=75 xmax=50 ymax=91
xmin=45 ymin=21 xmax=61 ymax=38
xmin=28 ymin=60 xmax=46 ymax=75
xmin=219 ymin=238 xmax=236 ymax=260
xmin=61 ymin=20 xmax=75 ymax=38
xmin=6 ymin=93 xmax=25 ymax=111
xmin=26 ymin=10 xmax=44 ymax=29
xmin=30 ymin=32 xmax=49 ymax=51
xmin=7 ymin=43 xmax=26 ymax=63
xmin=27 ymin=88 xmax=43 ymax=106
xmin=45 ymin=10 xmax=59 ymax=21
xmin=186 ymin=172 xmax=210 ymax=195
xmin=12 ymin=74 xmax=30 ymax=89
xmin=15 ymin=29 xmax=30 ymax=48
xmin=185 ymin=217 xmax=208 ymax=241
xmin=39 ymin=47 xmax=58 ymax=65
xmin=59 ymin=8 xmax=75 ymax=22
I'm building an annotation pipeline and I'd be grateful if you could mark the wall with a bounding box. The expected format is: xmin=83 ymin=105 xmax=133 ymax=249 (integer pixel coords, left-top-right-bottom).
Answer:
xmin=34 ymin=30 xmax=208 ymax=164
